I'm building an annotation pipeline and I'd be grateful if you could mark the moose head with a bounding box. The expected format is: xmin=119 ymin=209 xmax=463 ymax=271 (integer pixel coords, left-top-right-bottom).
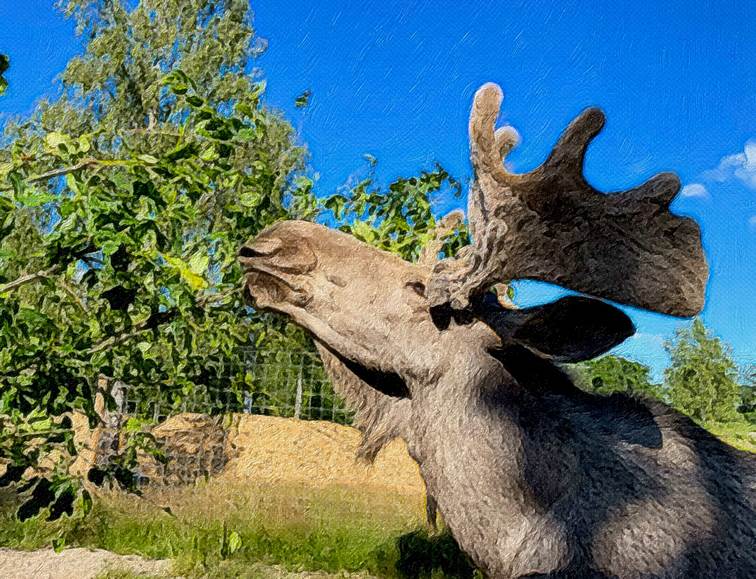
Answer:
xmin=240 ymin=85 xmax=754 ymax=578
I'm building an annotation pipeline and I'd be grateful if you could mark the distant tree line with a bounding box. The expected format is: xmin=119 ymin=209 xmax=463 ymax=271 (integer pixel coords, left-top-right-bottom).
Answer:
xmin=573 ymin=318 xmax=755 ymax=426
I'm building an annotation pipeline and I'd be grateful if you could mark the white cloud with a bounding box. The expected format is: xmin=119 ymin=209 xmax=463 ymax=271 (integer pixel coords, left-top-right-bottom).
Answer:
xmin=680 ymin=183 xmax=708 ymax=198
xmin=703 ymin=140 xmax=756 ymax=190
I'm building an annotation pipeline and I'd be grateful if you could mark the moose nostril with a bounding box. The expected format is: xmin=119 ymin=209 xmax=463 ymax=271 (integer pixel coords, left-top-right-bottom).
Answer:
xmin=239 ymin=246 xmax=262 ymax=258
xmin=239 ymin=237 xmax=283 ymax=259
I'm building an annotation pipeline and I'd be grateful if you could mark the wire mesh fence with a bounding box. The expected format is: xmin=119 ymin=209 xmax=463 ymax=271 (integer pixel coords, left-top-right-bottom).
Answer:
xmin=117 ymin=348 xmax=352 ymax=424
xmin=89 ymin=348 xmax=354 ymax=486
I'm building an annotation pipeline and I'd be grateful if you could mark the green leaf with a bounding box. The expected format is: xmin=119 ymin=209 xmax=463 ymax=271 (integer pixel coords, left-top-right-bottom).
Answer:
xmin=137 ymin=154 xmax=159 ymax=165
xmin=351 ymin=220 xmax=376 ymax=243
xmin=228 ymin=531 xmax=242 ymax=554
xmin=65 ymin=173 xmax=81 ymax=196
xmin=111 ymin=172 xmax=133 ymax=193
xmin=16 ymin=188 xmax=55 ymax=208
xmin=0 ymin=55 xmax=8 ymax=96
xmin=239 ymin=191 xmax=261 ymax=208
xmin=186 ymin=95 xmax=204 ymax=107
xmin=294 ymin=89 xmax=312 ymax=108
xmin=78 ymin=135 xmax=91 ymax=153
xmin=323 ymin=194 xmax=347 ymax=218
xmin=51 ymin=537 xmax=66 ymax=554
xmin=101 ymin=240 xmax=120 ymax=256
xmin=45 ymin=132 xmax=70 ymax=153
xmin=79 ymin=490 xmax=93 ymax=515
xmin=199 ymin=146 xmax=218 ymax=162
xmin=162 ymin=69 xmax=195 ymax=95
xmin=249 ymin=80 xmax=267 ymax=100
xmin=164 ymin=254 xmax=208 ymax=290
xmin=188 ymin=251 xmax=209 ymax=275
xmin=236 ymin=127 xmax=258 ymax=141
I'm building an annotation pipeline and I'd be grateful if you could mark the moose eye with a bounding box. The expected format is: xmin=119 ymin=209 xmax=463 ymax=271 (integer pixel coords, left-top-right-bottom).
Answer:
xmin=406 ymin=281 xmax=426 ymax=297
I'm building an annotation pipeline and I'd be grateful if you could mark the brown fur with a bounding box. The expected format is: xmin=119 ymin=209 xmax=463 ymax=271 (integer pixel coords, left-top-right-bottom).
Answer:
xmin=240 ymin=221 xmax=755 ymax=578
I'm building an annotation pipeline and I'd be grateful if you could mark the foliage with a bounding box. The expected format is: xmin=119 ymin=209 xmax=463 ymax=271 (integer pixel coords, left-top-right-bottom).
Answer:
xmin=0 ymin=0 xmax=319 ymax=510
xmin=10 ymin=1 xmax=270 ymax=157
xmin=573 ymin=356 xmax=664 ymax=400
xmin=0 ymin=54 xmax=8 ymax=97
xmin=0 ymin=71 xmax=312 ymax=495
xmin=664 ymin=318 xmax=741 ymax=423
xmin=738 ymin=364 xmax=756 ymax=422
xmin=320 ymin=160 xmax=468 ymax=262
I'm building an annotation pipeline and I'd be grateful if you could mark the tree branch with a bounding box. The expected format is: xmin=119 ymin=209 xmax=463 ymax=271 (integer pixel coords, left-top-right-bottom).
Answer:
xmin=0 ymin=159 xmax=99 ymax=192
xmin=0 ymin=265 xmax=62 ymax=293
xmin=87 ymin=326 xmax=150 ymax=356
xmin=197 ymin=286 xmax=239 ymax=306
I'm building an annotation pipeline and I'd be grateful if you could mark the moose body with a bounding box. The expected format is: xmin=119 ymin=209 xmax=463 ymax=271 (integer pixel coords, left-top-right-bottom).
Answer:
xmin=408 ymin=347 xmax=755 ymax=578
xmin=240 ymin=83 xmax=755 ymax=577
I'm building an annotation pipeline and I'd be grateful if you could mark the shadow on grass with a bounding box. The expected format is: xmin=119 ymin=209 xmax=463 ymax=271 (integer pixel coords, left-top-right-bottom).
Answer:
xmin=384 ymin=528 xmax=478 ymax=578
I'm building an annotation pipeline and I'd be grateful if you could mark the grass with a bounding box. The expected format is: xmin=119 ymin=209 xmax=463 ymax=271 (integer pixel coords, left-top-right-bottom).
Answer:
xmin=8 ymin=424 xmax=749 ymax=578
xmin=706 ymin=420 xmax=756 ymax=453
xmin=0 ymin=480 xmax=477 ymax=578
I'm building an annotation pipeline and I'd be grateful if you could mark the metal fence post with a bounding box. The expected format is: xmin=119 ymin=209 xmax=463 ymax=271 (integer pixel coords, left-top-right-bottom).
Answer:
xmin=294 ymin=374 xmax=303 ymax=419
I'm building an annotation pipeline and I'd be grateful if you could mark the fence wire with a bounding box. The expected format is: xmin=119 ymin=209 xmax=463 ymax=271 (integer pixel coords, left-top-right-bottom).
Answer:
xmin=91 ymin=348 xmax=354 ymax=486
xmin=118 ymin=348 xmax=352 ymax=424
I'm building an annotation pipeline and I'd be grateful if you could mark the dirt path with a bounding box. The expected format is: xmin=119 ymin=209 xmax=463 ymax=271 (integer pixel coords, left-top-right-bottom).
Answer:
xmin=0 ymin=547 xmax=172 ymax=578
xmin=0 ymin=548 xmax=377 ymax=578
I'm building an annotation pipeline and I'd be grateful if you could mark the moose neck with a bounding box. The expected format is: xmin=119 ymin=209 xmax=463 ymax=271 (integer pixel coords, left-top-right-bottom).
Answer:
xmin=409 ymin=348 xmax=577 ymax=577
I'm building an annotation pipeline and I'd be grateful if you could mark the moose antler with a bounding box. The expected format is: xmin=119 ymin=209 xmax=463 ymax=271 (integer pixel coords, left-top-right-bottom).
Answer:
xmin=427 ymin=83 xmax=708 ymax=317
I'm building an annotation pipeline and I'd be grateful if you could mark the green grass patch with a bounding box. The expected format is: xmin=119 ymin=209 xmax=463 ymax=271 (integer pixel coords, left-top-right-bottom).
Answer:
xmin=706 ymin=420 xmax=756 ymax=453
xmin=0 ymin=481 xmax=477 ymax=578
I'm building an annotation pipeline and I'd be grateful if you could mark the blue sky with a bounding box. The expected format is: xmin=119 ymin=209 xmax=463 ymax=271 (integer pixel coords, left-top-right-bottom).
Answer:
xmin=1 ymin=1 xmax=754 ymax=379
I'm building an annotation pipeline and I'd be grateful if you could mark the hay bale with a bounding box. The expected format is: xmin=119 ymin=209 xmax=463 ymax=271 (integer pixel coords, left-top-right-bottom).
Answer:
xmin=69 ymin=410 xmax=425 ymax=496
xmin=221 ymin=414 xmax=425 ymax=496
xmin=138 ymin=413 xmax=228 ymax=485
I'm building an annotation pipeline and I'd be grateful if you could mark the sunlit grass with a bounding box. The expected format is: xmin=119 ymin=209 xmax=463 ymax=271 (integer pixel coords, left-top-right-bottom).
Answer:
xmin=0 ymin=481 xmax=475 ymax=578
xmin=706 ymin=420 xmax=756 ymax=453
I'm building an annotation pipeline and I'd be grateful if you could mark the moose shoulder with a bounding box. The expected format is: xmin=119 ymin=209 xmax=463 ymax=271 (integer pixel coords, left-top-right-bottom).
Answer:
xmin=239 ymin=83 xmax=755 ymax=578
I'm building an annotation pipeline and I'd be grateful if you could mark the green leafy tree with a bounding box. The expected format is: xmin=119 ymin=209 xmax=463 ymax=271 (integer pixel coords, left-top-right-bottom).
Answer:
xmin=0 ymin=0 xmax=315 ymax=511
xmin=0 ymin=2 xmax=469 ymax=516
xmin=15 ymin=1 xmax=268 ymax=148
xmin=573 ymin=355 xmax=664 ymax=400
xmin=664 ymin=318 xmax=741 ymax=423
xmin=320 ymin=160 xmax=468 ymax=262
xmin=738 ymin=364 xmax=756 ymax=422
xmin=0 ymin=75 xmax=314 ymax=509
xmin=0 ymin=54 xmax=8 ymax=96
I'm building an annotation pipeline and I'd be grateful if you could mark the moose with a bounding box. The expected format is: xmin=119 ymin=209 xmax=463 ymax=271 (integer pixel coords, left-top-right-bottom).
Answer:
xmin=239 ymin=83 xmax=755 ymax=578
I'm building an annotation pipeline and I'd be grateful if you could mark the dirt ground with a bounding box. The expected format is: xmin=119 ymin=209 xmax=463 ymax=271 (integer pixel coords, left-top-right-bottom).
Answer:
xmin=74 ymin=412 xmax=426 ymax=495
xmin=0 ymin=547 xmax=172 ymax=578
xmin=0 ymin=548 xmax=378 ymax=578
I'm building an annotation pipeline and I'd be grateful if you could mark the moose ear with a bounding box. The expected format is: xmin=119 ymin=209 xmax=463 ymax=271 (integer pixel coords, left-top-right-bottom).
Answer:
xmin=476 ymin=295 xmax=634 ymax=363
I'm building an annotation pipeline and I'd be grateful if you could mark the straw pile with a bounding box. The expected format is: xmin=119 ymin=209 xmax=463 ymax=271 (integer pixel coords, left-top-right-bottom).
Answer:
xmin=72 ymin=412 xmax=425 ymax=496
xmin=220 ymin=414 xmax=424 ymax=495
